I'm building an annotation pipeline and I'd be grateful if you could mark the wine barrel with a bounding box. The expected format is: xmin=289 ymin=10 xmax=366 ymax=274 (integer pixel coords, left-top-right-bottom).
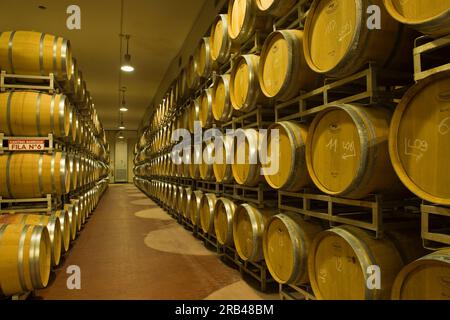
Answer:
xmin=178 ymin=68 xmax=189 ymax=100
xmin=212 ymin=74 xmax=234 ymax=123
xmin=176 ymin=185 xmax=184 ymax=214
xmin=308 ymin=225 xmax=423 ymax=300
xmin=211 ymin=14 xmax=233 ymax=63
xmin=69 ymin=109 xmax=77 ymax=143
xmin=213 ymin=135 xmax=234 ymax=183
xmin=199 ymin=193 xmax=217 ymax=234
xmin=64 ymin=203 xmax=78 ymax=241
xmin=0 ymin=31 xmax=73 ymax=81
xmin=255 ymin=0 xmax=298 ymax=17
xmin=384 ymin=0 xmax=450 ymax=37
xmin=303 ymin=0 xmax=414 ymax=78
xmin=53 ymin=210 xmax=71 ymax=253
xmin=392 ymin=249 xmax=450 ymax=300
xmin=199 ymin=88 xmax=214 ymax=128
xmin=182 ymin=187 xmax=193 ymax=218
xmin=0 ymin=223 xmax=51 ymax=297
xmin=263 ymin=213 xmax=323 ymax=285
xmin=0 ymin=152 xmax=70 ymax=199
xmin=263 ymin=121 xmax=311 ymax=191
xmin=195 ymin=37 xmax=214 ymax=79
xmin=0 ymin=91 xmax=71 ymax=138
xmin=70 ymin=198 xmax=83 ymax=232
xmin=188 ymin=98 xmax=201 ymax=134
xmin=232 ymin=129 xmax=262 ymax=187
xmin=0 ymin=214 xmax=62 ymax=267
xmin=228 ymin=0 xmax=271 ymax=44
xmin=200 ymin=142 xmax=215 ymax=181
xmin=306 ymin=104 xmax=404 ymax=199
xmin=389 ymin=71 xmax=450 ymax=205
xmin=259 ymin=30 xmax=319 ymax=101
xmin=189 ymin=146 xmax=202 ymax=180
xmin=68 ymin=153 xmax=79 ymax=192
xmin=187 ymin=55 xmax=200 ymax=90
xmin=214 ymin=197 xmax=237 ymax=246
xmin=189 ymin=190 xmax=204 ymax=226
xmin=230 ymin=54 xmax=266 ymax=112
xmin=233 ymin=203 xmax=277 ymax=262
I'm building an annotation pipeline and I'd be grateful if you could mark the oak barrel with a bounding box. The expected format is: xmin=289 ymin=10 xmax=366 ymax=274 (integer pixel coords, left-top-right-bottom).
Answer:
xmin=194 ymin=37 xmax=214 ymax=79
xmin=212 ymin=74 xmax=234 ymax=123
xmin=389 ymin=71 xmax=450 ymax=205
xmin=0 ymin=31 xmax=73 ymax=81
xmin=303 ymin=0 xmax=414 ymax=78
xmin=200 ymin=193 xmax=218 ymax=234
xmin=213 ymin=135 xmax=234 ymax=183
xmin=0 ymin=152 xmax=70 ymax=199
xmin=233 ymin=204 xmax=277 ymax=262
xmin=391 ymin=249 xmax=450 ymax=300
xmin=210 ymin=14 xmax=233 ymax=63
xmin=200 ymin=142 xmax=215 ymax=181
xmin=384 ymin=0 xmax=450 ymax=37
xmin=255 ymin=0 xmax=299 ymax=17
xmin=189 ymin=190 xmax=204 ymax=226
xmin=0 ymin=223 xmax=51 ymax=297
xmin=182 ymin=187 xmax=193 ymax=218
xmin=263 ymin=213 xmax=323 ymax=285
xmin=214 ymin=197 xmax=237 ymax=246
xmin=232 ymin=129 xmax=261 ymax=187
xmin=259 ymin=29 xmax=319 ymax=101
xmin=64 ymin=203 xmax=78 ymax=241
xmin=0 ymin=214 xmax=62 ymax=267
xmin=263 ymin=121 xmax=311 ymax=191
xmin=306 ymin=104 xmax=404 ymax=199
xmin=199 ymin=88 xmax=214 ymax=128
xmin=0 ymin=91 xmax=71 ymax=138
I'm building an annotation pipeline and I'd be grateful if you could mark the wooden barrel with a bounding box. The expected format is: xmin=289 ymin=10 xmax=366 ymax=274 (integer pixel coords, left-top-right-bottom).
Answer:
xmin=70 ymin=198 xmax=83 ymax=232
xmin=306 ymin=104 xmax=404 ymax=199
xmin=53 ymin=210 xmax=71 ymax=253
xmin=200 ymin=142 xmax=215 ymax=181
xmin=211 ymin=14 xmax=233 ymax=63
xmin=68 ymin=153 xmax=79 ymax=192
xmin=0 ymin=214 xmax=62 ymax=267
xmin=228 ymin=0 xmax=271 ymax=44
xmin=232 ymin=129 xmax=262 ymax=187
xmin=259 ymin=29 xmax=319 ymax=101
xmin=392 ymin=249 xmax=450 ymax=300
xmin=189 ymin=146 xmax=202 ymax=180
xmin=188 ymin=98 xmax=201 ymax=133
xmin=69 ymin=109 xmax=77 ymax=143
xmin=0 ymin=31 xmax=73 ymax=81
xmin=0 ymin=91 xmax=71 ymax=137
xmin=384 ymin=0 xmax=450 ymax=37
xmin=0 ymin=152 xmax=70 ymax=199
xmin=187 ymin=55 xmax=200 ymax=90
xmin=199 ymin=88 xmax=214 ymax=128
xmin=200 ymin=193 xmax=217 ymax=234
xmin=255 ymin=0 xmax=298 ymax=17
xmin=176 ymin=185 xmax=184 ymax=214
xmin=214 ymin=197 xmax=237 ymax=246
xmin=308 ymin=225 xmax=423 ymax=300
xmin=303 ymin=0 xmax=414 ymax=78
xmin=233 ymin=203 xmax=276 ymax=262
xmin=213 ymin=135 xmax=234 ymax=183
xmin=178 ymin=68 xmax=189 ymax=100
xmin=0 ymin=223 xmax=51 ymax=297
xmin=230 ymin=54 xmax=265 ymax=112
xmin=189 ymin=190 xmax=204 ymax=226
xmin=263 ymin=213 xmax=323 ymax=285
xmin=212 ymin=74 xmax=234 ymax=123
xmin=263 ymin=121 xmax=311 ymax=191
xmin=389 ymin=71 xmax=450 ymax=205
xmin=64 ymin=203 xmax=78 ymax=241
xmin=182 ymin=187 xmax=193 ymax=218
xmin=195 ymin=37 xmax=214 ymax=79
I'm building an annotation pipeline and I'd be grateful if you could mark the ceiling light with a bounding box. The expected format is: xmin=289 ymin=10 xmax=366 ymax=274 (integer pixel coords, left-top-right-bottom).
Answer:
xmin=121 ymin=35 xmax=134 ymax=72
xmin=120 ymin=107 xmax=128 ymax=112
xmin=119 ymin=125 xmax=126 ymax=130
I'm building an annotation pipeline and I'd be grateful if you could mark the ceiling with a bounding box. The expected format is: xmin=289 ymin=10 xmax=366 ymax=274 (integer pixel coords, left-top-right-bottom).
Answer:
xmin=0 ymin=0 xmax=207 ymax=130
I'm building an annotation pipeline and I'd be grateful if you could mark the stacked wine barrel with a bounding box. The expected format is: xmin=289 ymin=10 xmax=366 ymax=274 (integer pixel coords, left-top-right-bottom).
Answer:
xmin=0 ymin=30 xmax=110 ymax=298
xmin=135 ymin=1 xmax=450 ymax=300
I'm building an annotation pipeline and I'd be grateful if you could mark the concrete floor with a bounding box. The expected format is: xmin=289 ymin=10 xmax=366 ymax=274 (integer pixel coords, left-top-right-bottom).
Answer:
xmin=36 ymin=184 xmax=278 ymax=300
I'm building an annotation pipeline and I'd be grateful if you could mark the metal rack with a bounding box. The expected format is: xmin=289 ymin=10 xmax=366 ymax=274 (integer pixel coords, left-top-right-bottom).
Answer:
xmin=414 ymin=35 xmax=450 ymax=82
xmin=279 ymin=283 xmax=316 ymax=301
xmin=421 ymin=202 xmax=450 ymax=249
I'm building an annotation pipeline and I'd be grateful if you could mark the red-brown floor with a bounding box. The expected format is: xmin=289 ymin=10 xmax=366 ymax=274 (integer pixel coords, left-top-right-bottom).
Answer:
xmin=36 ymin=184 xmax=277 ymax=300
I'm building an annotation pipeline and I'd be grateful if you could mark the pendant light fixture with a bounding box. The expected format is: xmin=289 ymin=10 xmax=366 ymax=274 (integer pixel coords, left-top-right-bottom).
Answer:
xmin=121 ymin=34 xmax=134 ymax=72
xmin=120 ymin=87 xmax=129 ymax=112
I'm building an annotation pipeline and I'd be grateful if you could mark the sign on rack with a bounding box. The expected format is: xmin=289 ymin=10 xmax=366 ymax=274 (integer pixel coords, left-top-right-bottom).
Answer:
xmin=8 ymin=139 xmax=46 ymax=151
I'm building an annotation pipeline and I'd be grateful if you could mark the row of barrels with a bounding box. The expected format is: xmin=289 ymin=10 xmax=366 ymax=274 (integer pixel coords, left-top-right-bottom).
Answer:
xmin=0 ymin=90 xmax=109 ymax=160
xmin=136 ymin=71 xmax=450 ymax=206
xmin=135 ymin=178 xmax=450 ymax=300
xmin=144 ymin=0 xmax=450 ymax=137
xmin=0 ymin=152 xmax=109 ymax=199
xmin=0 ymin=179 xmax=108 ymax=297
xmin=0 ymin=30 xmax=108 ymax=154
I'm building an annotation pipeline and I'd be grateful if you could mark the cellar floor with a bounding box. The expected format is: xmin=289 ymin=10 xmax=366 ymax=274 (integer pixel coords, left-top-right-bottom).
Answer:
xmin=35 ymin=184 xmax=278 ymax=300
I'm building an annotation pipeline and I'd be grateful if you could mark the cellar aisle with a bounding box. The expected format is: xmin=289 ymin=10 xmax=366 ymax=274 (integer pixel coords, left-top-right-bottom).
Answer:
xmin=36 ymin=184 xmax=276 ymax=300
